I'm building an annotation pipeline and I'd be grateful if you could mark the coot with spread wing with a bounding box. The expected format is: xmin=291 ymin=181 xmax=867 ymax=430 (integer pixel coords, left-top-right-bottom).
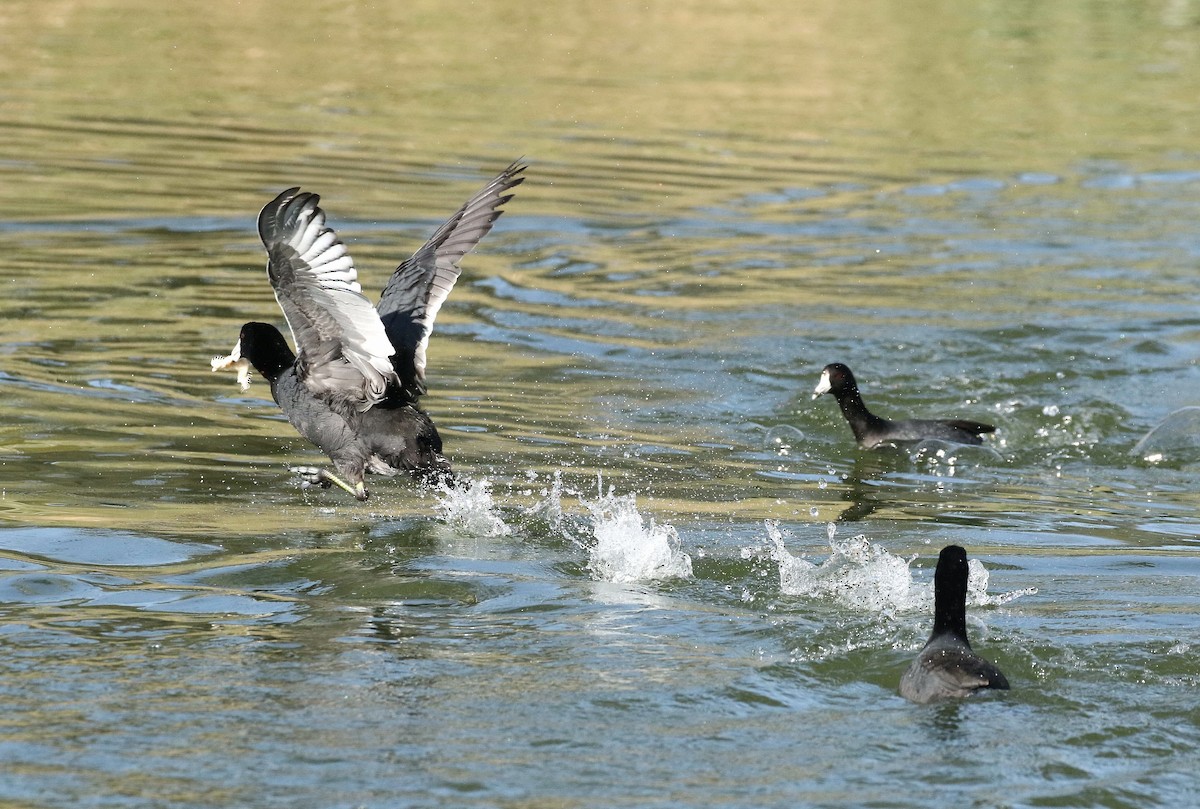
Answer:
xmin=212 ymin=161 xmax=526 ymax=499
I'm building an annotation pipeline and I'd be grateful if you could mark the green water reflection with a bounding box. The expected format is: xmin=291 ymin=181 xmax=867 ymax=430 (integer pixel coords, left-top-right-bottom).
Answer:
xmin=3 ymin=1 xmax=1200 ymax=218
xmin=2 ymin=0 xmax=1200 ymax=538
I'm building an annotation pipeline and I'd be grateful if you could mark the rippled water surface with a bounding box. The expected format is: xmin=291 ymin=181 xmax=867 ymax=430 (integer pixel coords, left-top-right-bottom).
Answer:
xmin=4 ymin=1 xmax=1200 ymax=806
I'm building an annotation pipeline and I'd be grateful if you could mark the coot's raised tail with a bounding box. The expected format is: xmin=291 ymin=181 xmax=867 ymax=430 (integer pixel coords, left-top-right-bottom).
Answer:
xmin=899 ymin=545 xmax=1010 ymax=704
xmin=813 ymin=362 xmax=994 ymax=449
xmin=212 ymin=161 xmax=526 ymax=499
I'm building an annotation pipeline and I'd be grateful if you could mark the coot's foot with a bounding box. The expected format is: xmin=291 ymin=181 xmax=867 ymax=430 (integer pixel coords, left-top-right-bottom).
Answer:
xmin=290 ymin=466 xmax=368 ymax=501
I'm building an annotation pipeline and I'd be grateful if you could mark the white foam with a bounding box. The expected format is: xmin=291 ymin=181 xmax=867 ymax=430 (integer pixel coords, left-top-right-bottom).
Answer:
xmin=767 ymin=521 xmax=924 ymax=617
xmin=582 ymin=487 xmax=692 ymax=583
xmin=766 ymin=521 xmax=1033 ymax=615
xmin=434 ymin=477 xmax=511 ymax=537
xmin=966 ymin=557 xmax=1037 ymax=606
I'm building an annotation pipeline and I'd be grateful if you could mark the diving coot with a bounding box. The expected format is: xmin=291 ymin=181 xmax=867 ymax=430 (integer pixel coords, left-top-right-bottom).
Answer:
xmin=212 ymin=161 xmax=526 ymax=500
xmin=899 ymin=545 xmax=1010 ymax=704
xmin=813 ymin=363 xmax=994 ymax=448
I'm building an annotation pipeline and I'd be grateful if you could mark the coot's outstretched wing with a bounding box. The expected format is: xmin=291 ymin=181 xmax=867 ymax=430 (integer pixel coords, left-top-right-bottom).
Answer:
xmin=377 ymin=161 xmax=526 ymax=402
xmin=259 ymin=188 xmax=398 ymax=412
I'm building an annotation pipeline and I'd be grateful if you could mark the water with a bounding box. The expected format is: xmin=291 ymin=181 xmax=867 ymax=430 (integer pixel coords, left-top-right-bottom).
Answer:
xmin=3 ymin=0 xmax=1200 ymax=805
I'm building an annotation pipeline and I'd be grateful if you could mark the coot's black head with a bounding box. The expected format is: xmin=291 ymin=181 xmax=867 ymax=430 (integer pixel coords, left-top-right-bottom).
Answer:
xmin=812 ymin=362 xmax=859 ymax=400
xmin=932 ymin=544 xmax=971 ymax=643
xmin=211 ymin=322 xmax=296 ymax=389
xmin=237 ymin=322 xmax=296 ymax=379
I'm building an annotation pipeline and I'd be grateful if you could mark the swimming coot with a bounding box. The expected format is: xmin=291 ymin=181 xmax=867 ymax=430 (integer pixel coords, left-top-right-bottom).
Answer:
xmin=813 ymin=363 xmax=994 ymax=448
xmin=899 ymin=545 xmax=1010 ymax=704
xmin=212 ymin=161 xmax=526 ymax=500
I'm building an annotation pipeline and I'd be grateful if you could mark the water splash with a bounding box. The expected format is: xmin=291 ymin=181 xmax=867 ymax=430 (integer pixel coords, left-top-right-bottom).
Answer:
xmin=767 ymin=521 xmax=921 ymax=616
xmin=966 ymin=557 xmax=1035 ymax=606
xmin=582 ymin=487 xmax=692 ymax=583
xmin=434 ymin=477 xmax=512 ymax=537
xmin=522 ymin=470 xmax=571 ymax=530
xmin=1132 ymin=406 xmax=1200 ymax=464
xmin=764 ymin=424 xmax=805 ymax=456
xmin=909 ymin=440 xmax=1002 ymax=476
xmin=766 ymin=521 xmax=1033 ymax=615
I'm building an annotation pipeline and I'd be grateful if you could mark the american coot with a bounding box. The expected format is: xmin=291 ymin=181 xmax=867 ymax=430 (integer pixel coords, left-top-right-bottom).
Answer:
xmin=813 ymin=363 xmax=994 ymax=448
xmin=212 ymin=161 xmax=526 ymax=500
xmin=899 ymin=545 xmax=1010 ymax=704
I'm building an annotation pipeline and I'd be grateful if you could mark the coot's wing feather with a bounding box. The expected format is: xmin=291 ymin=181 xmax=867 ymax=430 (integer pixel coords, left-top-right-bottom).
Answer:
xmin=259 ymin=188 xmax=398 ymax=412
xmin=377 ymin=161 xmax=526 ymax=400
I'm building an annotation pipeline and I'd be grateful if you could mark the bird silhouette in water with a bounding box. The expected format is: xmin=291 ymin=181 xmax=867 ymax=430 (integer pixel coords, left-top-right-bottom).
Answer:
xmin=899 ymin=545 xmax=1010 ymax=704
